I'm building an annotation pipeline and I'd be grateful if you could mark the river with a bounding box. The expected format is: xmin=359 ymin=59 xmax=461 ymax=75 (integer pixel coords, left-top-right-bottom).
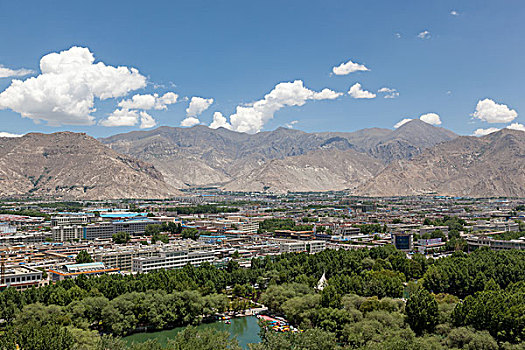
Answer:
xmin=124 ymin=316 xmax=261 ymax=349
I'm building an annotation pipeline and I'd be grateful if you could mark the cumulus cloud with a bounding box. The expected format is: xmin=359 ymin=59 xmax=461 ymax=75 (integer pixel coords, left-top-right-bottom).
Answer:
xmin=394 ymin=118 xmax=413 ymax=129
xmin=284 ymin=120 xmax=299 ymax=128
xmin=472 ymin=98 xmax=518 ymax=123
xmin=99 ymin=109 xmax=139 ymax=127
xmin=0 ymin=65 xmax=34 ymax=79
xmin=378 ymin=87 xmax=399 ymax=99
xmin=348 ymin=83 xmax=376 ymax=99
xmin=180 ymin=116 xmax=201 ymax=127
xmin=0 ymin=46 xmax=146 ymax=126
xmin=118 ymin=92 xmax=178 ymax=110
xmin=0 ymin=131 xmax=23 ymax=137
xmin=211 ymin=80 xmax=341 ymax=134
xmin=332 ymin=60 xmax=369 ymax=75
xmin=394 ymin=113 xmax=442 ymax=128
xmin=186 ymin=97 xmax=213 ymax=117
xmin=139 ymin=111 xmax=156 ymax=129
xmin=395 ymin=33 xmax=402 ymax=39
xmin=417 ymin=30 xmax=431 ymax=39
xmin=450 ymin=10 xmax=459 ymax=16
xmin=473 ymin=127 xmax=500 ymax=136
xmin=507 ymin=123 xmax=525 ymax=132
xmin=209 ymin=112 xmax=232 ymax=130
xmin=419 ymin=113 xmax=442 ymax=125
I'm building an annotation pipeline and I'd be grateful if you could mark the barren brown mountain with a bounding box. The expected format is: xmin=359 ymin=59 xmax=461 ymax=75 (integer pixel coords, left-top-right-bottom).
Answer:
xmin=358 ymin=129 xmax=525 ymax=197
xmin=100 ymin=120 xmax=457 ymax=192
xmin=0 ymin=132 xmax=178 ymax=199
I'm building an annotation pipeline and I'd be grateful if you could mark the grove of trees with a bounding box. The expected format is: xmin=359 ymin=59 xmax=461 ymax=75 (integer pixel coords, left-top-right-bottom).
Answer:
xmin=0 ymin=246 xmax=524 ymax=349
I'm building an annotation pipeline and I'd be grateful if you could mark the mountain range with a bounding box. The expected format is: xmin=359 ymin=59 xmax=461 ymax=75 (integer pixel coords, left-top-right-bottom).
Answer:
xmin=0 ymin=120 xmax=523 ymax=199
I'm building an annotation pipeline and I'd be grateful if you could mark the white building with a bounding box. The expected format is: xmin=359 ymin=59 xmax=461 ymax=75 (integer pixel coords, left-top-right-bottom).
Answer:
xmin=0 ymin=223 xmax=16 ymax=234
xmin=279 ymin=240 xmax=326 ymax=254
xmin=132 ymin=250 xmax=216 ymax=273
xmin=0 ymin=265 xmax=45 ymax=291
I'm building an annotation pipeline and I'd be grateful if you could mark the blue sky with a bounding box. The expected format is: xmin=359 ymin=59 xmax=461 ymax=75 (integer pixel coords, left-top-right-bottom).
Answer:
xmin=0 ymin=0 xmax=524 ymax=137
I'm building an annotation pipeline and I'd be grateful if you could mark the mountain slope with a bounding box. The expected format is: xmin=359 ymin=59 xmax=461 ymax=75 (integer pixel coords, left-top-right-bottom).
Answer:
xmin=0 ymin=132 xmax=178 ymax=199
xmin=357 ymin=129 xmax=525 ymax=197
xmin=100 ymin=126 xmax=335 ymax=187
xmin=100 ymin=122 xmax=457 ymax=190
xmin=223 ymin=148 xmax=384 ymax=193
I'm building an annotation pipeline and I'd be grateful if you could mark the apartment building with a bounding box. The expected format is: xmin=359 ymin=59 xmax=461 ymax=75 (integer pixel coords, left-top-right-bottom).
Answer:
xmin=132 ymin=249 xmax=216 ymax=273
xmin=52 ymin=218 xmax=156 ymax=242
xmin=467 ymin=236 xmax=525 ymax=251
xmin=279 ymin=240 xmax=326 ymax=254
xmin=92 ymin=246 xmax=159 ymax=271
xmin=472 ymin=220 xmax=519 ymax=232
xmin=0 ymin=265 xmax=45 ymax=291
xmin=0 ymin=223 xmax=16 ymax=234
xmin=51 ymin=215 xmax=89 ymax=227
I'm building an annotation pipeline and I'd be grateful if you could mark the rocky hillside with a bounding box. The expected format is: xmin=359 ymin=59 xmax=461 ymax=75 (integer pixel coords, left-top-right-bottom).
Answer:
xmin=2 ymin=125 xmax=520 ymax=198
xmin=0 ymin=132 xmax=178 ymax=199
xmin=357 ymin=129 xmax=525 ymax=197
xmin=223 ymin=148 xmax=384 ymax=193
xmin=100 ymin=120 xmax=457 ymax=190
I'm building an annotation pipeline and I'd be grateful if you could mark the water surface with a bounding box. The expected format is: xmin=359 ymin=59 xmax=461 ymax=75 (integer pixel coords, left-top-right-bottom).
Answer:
xmin=124 ymin=316 xmax=261 ymax=349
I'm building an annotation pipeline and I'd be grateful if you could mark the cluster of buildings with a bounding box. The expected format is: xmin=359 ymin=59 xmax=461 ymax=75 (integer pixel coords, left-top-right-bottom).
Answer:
xmin=0 ymin=194 xmax=523 ymax=290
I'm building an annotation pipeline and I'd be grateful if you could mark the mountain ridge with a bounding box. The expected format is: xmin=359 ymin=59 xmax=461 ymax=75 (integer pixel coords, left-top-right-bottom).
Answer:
xmin=99 ymin=119 xmax=458 ymax=190
xmin=3 ymin=123 xmax=522 ymax=198
xmin=0 ymin=132 xmax=179 ymax=199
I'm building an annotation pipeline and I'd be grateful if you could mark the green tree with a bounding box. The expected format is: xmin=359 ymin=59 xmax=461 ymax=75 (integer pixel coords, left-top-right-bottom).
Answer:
xmin=145 ymin=224 xmax=163 ymax=236
xmin=112 ymin=231 xmax=130 ymax=244
xmin=181 ymin=228 xmax=199 ymax=240
xmin=76 ymin=250 xmax=93 ymax=264
xmin=152 ymin=233 xmax=169 ymax=244
xmin=406 ymin=289 xmax=439 ymax=335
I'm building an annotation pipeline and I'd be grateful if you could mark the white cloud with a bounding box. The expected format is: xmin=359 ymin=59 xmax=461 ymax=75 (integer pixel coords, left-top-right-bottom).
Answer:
xmin=472 ymin=98 xmax=517 ymax=124
xmin=209 ymin=112 xmax=232 ymax=130
xmin=332 ymin=60 xmax=369 ymax=75
xmin=0 ymin=46 xmax=146 ymax=126
xmin=394 ymin=113 xmax=442 ymax=128
xmin=313 ymin=88 xmax=343 ymax=100
xmin=0 ymin=65 xmax=34 ymax=79
xmin=158 ymin=92 xmax=178 ymax=107
xmin=216 ymin=80 xmax=341 ymax=133
xmin=186 ymin=97 xmax=213 ymax=117
xmin=473 ymin=127 xmax=500 ymax=136
xmin=139 ymin=111 xmax=156 ymax=129
xmin=180 ymin=116 xmax=201 ymax=127
xmin=118 ymin=92 xmax=178 ymax=110
xmin=378 ymin=87 xmax=399 ymax=99
xmin=118 ymin=94 xmax=156 ymax=110
xmin=507 ymin=123 xmax=525 ymax=132
xmin=417 ymin=30 xmax=431 ymax=39
xmin=395 ymin=33 xmax=402 ymax=39
xmin=419 ymin=112 xmax=441 ymax=125
xmin=348 ymin=83 xmax=376 ymax=99
xmin=394 ymin=118 xmax=412 ymax=129
xmin=0 ymin=131 xmax=23 ymax=137
xmin=284 ymin=120 xmax=299 ymax=128
xmin=450 ymin=10 xmax=459 ymax=16
xmin=99 ymin=108 xmax=139 ymax=127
